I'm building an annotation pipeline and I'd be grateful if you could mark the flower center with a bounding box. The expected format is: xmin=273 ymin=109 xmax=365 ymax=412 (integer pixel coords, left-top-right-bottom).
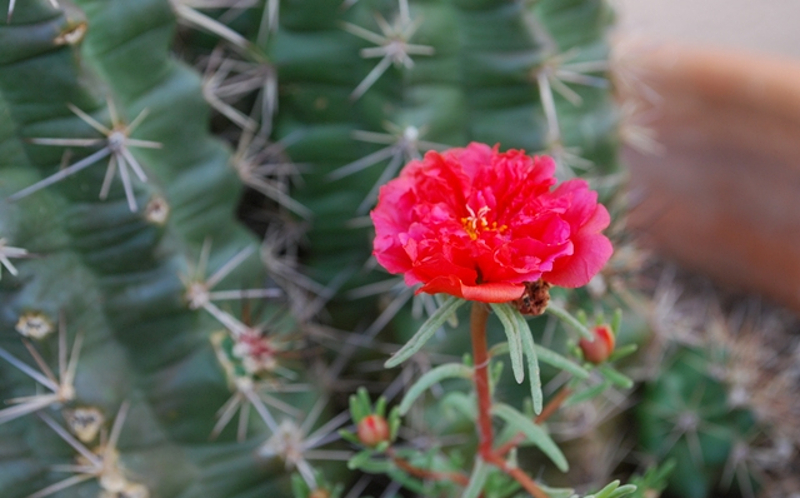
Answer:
xmin=461 ymin=205 xmax=507 ymax=240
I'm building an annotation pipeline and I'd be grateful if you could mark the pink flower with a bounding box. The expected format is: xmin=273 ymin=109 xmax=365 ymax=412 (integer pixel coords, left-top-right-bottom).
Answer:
xmin=370 ymin=143 xmax=613 ymax=303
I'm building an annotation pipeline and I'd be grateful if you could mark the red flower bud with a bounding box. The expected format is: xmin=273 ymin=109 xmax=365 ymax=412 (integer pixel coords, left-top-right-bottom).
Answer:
xmin=579 ymin=324 xmax=615 ymax=364
xmin=357 ymin=414 xmax=391 ymax=447
xmin=309 ymin=490 xmax=331 ymax=498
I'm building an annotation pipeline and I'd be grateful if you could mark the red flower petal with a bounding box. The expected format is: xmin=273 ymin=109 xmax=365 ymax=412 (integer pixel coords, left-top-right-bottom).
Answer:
xmin=370 ymin=142 xmax=613 ymax=303
xmin=458 ymin=282 xmax=526 ymax=302
xmin=544 ymin=205 xmax=613 ymax=288
xmin=418 ymin=276 xmax=526 ymax=303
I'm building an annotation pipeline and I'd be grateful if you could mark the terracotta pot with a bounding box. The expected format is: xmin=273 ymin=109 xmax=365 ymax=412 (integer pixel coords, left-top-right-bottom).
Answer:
xmin=620 ymin=42 xmax=800 ymax=312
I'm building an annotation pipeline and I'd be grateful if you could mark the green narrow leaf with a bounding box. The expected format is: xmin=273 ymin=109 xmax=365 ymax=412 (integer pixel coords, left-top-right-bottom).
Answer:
xmin=462 ymin=457 xmax=491 ymax=498
xmin=385 ymin=296 xmax=464 ymax=368
xmin=546 ymin=303 xmax=594 ymax=340
xmin=598 ymin=364 xmax=634 ymax=389
xmin=349 ymin=391 xmax=368 ymax=424
xmin=565 ymin=380 xmax=612 ymax=406
xmin=399 ymin=363 xmax=473 ymax=415
xmin=589 ymin=480 xmax=620 ymax=498
xmin=630 ymin=459 xmax=675 ymax=495
xmin=388 ymin=406 xmax=401 ymax=441
xmin=607 ymin=343 xmax=638 ymax=362
xmin=347 ymin=449 xmax=375 ymax=470
xmin=490 ymin=341 xmax=589 ymax=380
xmin=611 ymin=308 xmax=623 ymax=333
xmin=517 ymin=311 xmax=543 ymax=415
xmin=358 ymin=386 xmax=372 ymax=410
xmin=493 ymin=424 xmax=517 ymax=450
xmin=488 ymin=342 xmax=511 ymax=357
xmin=375 ymin=396 xmax=387 ymax=418
xmin=606 ymin=484 xmax=638 ymax=498
xmin=338 ymin=430 xmax=362 ymax=446
xmin=534 ymin=344 xmax=590 ymax=379
xmin=436 ymin=293 xmax=459 ymax=327
xmin=538 ymin=484 xmax=575 ymax=498
xmin=442 ymin=391 xmax=476 ymax=421
xmin=492 ymin=403 xmax=568 ymax=472
xmin=387 ymin=467 xmax=427 ymax=494
xmin=490 ymin=303 xmax=525 ymax=383
xmin=358 ymin=459 xmax=393 ymax=474
xmin=330 ymin=483 xmax=345 ymax=498
xmin=589 ymin=480 xmax=637 ymax=498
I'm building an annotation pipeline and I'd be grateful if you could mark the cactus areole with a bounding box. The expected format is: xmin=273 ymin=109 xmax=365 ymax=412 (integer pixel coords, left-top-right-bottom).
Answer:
xmin=371 ymin=143 xmax=613 ymax=303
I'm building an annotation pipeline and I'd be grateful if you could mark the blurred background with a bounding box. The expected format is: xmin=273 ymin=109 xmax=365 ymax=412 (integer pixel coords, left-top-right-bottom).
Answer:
xmin=612 ymin=0 xmax=800 ymax=313
xmin=607 ymin=6 xmax=800 ymax=497
xmin=616 ymin=0 xmax=800 ymax=58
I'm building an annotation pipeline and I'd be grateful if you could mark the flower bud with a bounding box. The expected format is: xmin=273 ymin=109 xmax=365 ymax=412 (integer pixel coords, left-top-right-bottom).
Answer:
xmin=308 ymin=489 xmax=330 ymax=498
xmin=356 ymin=414 xmax=391 ymax=447
xmin=579 ymin=324 xmax=615 ymax=364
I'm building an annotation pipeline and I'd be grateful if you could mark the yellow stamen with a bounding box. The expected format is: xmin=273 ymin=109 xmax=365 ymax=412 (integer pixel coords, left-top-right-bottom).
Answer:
xmin=461 ymin=205 xmax=507 ymax=240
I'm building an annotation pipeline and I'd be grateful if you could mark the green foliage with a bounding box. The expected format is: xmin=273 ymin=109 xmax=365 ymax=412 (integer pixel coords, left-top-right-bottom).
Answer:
xmin=384 ymin=295 xmax=465 ymax=367
xmin=399 ymin=363 xmax=473 ymax=415
xmin=292 ymin=472 xmax=345 ymax=498
xmin=627 ymin=460 xmax=675 ymax=498
xmin=492 ymin=402 xmax=568 ymax=472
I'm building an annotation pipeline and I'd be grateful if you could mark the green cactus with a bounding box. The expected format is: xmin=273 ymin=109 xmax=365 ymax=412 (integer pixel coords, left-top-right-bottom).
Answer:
xmin=0 ymin=0 xmax=633 ymax=496
xmin=633 ymin=313 xmax=798 ymax=498
xmin=636 ymin=348 xmax=755 ymax=498
xmin=0 ymin=1 xmax=313 ymax=496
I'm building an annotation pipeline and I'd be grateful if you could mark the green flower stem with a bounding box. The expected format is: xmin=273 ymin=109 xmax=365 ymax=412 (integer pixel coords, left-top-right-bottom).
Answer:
xmin=470 ymin=302 xmax=495 ymax=458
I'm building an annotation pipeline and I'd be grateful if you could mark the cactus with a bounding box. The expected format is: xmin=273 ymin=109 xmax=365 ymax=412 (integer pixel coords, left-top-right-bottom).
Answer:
xmin=0 ymin=0 xmax=665 ymax=496
xmin=634 ymin=278 xmax=800 ymax=498
xmin=636 ymin=348 xmax=755 ymax=498
xmin=0 ymin=1 xmax=312 ymax=496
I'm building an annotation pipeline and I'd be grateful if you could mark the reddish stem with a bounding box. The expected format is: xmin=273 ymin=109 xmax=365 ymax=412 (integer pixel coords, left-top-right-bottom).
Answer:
xmin=493 ymin=431 xmax=527 ymax=458
xmin=534 ymin=387 xmax=572 ymax=425
xmin=470 ymin=301 xmax=551 ymax=498
xmin=470 ymin=302 xmax=495 ymax=458
xmin=388 ymin=448 xmax=471 ymax=486
xmin=485 ymin=453 xmax=550 ymax=498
